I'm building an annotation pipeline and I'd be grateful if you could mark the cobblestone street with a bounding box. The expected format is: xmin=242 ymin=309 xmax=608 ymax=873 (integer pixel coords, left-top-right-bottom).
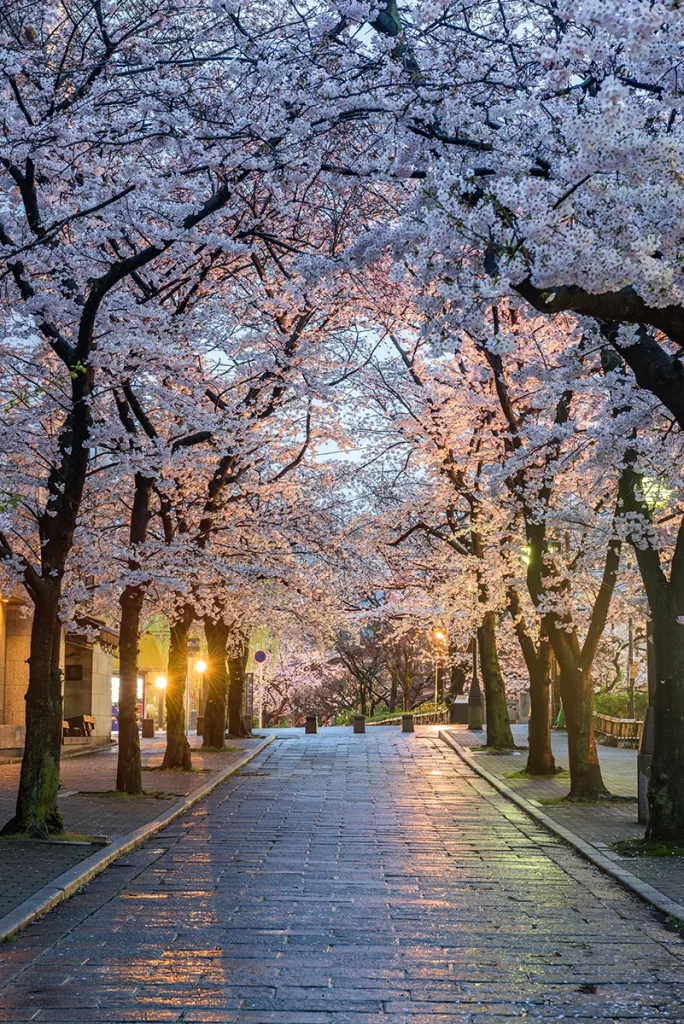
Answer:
xmin=1 ymin=728 xmax=682 ymax=1023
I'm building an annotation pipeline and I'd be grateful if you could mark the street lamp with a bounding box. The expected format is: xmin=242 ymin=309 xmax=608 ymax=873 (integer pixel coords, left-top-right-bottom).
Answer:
xmin=433 ymin=628 xmax=446 ymax=707
xmin=155 ymin=675 xmax=167 ymax=730
xmin=195 ymin=659 xmax=207 ymax=674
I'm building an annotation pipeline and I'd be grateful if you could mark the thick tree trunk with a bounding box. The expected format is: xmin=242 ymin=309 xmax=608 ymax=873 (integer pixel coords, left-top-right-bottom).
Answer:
xmin=558 ymin=663 xmax=607 ymax=799
xmin=2 ymin=588 xmax=64 ymax=837
xmin=526 ymin=640 xmax=556 ymax=775
xmin=227 ymin=637 xmax=249 ymax=738
xmin=647 ymin=614 xmax=684 ymax=841
xmin=116 ymin=586 xmax=144 ymax=794
xmin=203 ymin=617 xmax=230 ymax=749
xmin=162 ymin=608 xmax=193 ymax=770
xmin=389 ymin=674 xmax=398 ymax=712
xmin=478 ymin=611 xmax=514 ymax=749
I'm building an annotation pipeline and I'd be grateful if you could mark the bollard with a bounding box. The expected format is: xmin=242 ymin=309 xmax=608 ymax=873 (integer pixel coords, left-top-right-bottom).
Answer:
xmin=305 ymin=715 xmax=318 ymax=734
xmin=402 ymin=714 xmax=414 ymax=733
xmin=142 ymin=718 xmax=155 ymax=739
xmin=353 ymin=714 xmax=366 ymax=734
xmin=196 ymin=716 xmax=204 ymax=737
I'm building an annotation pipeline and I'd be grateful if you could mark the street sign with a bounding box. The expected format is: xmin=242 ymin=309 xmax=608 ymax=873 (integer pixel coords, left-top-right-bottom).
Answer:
xmin=254 ymin=650 xmax=266 ymax=664
xmin=188 ymin=636 xmax=201 ymax=654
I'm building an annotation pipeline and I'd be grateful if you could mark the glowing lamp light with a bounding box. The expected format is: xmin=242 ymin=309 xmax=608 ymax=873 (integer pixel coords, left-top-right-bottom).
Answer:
xmin=155 ymin=675 xmax=167 ymax=689
xmin=195 ymin=659 xmax=207 ymax=674
xmin=433 ymin=628 xmax=447 ymax=642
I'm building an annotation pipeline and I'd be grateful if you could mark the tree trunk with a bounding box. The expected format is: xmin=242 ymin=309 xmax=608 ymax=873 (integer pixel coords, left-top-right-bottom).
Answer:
xmin=558 ymin=662 xmax=607 ymax=800
xmin=227 ymin=637 xmax=249 ymax=738
xmin=2 ymin=587 xmax=64 ymax=837
xmin=116 ymin=470 xmax=153 ymax=793
xmin=162 ymin=607 xmax=193 ymax=770
xmin=116 ymin=586 xmax=143 ymax=793
xmin=478 ymin=611 xmax=514 ymax=749
xmin=450 ymin=662 xmax=467 ymax=699
xmin=203 ymin=617 xmax=230 ymax=749
xmin=647 ymin=613 xmax=684 ymax=841
xmin=526 ymin=640 xmax=556 ymax=775
xmin=389 ymin=674 xmax=398 ymax=712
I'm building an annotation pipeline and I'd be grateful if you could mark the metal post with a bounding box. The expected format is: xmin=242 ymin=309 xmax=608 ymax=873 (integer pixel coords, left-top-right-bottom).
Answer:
xmin=185 ymin=660 xmax=190 ymax=733
xmin=638 ymin=620 xmax=656 ymax=824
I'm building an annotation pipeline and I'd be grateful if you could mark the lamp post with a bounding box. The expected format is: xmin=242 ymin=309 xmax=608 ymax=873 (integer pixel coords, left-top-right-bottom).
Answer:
xmin=155 ymin=675 xmax=167 ymax=730
xmin=193 ymin=659 xmax=206 ymax=733
xmin=433 ymin=628 xmax=446 ymax=707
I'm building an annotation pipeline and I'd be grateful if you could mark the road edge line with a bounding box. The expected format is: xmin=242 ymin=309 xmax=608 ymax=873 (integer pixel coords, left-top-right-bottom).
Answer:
xmin=437 ymin=728 xmax=684 ymax=927
xmin=0 ymin=735 xmax=275 ymax=943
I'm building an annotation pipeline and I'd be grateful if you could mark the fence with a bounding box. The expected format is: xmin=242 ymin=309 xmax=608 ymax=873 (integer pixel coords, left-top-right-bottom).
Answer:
xmin=366 ymin=709 xmax=450 ymax=727
xmin=593 ymin=714 xmax=643 ymax=744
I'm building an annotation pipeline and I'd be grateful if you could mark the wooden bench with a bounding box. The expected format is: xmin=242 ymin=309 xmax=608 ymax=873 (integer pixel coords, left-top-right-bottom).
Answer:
xmin=593 ymin=714 xmax=643 ymax=745
xmin=66 ymin=714 xmax=96 ymax=737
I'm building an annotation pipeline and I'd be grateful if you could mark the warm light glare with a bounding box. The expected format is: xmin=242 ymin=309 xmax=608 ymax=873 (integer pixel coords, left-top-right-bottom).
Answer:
xmin=195 ymin=659 xmax=207 ymax=673
xmin=434 ymin=629 xmax=446 ymax=641
xmin=155 ymin=675 xmax=167 ymax=689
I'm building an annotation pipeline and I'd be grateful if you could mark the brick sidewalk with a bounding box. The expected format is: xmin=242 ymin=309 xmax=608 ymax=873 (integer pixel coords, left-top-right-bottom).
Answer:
xmin=444 ymin=725 xmax=684 ymax=910
xmin=0 ymin=734 xmax=263 ymax=920
xmin=0 ymin=728 xmax=682 ymax=1022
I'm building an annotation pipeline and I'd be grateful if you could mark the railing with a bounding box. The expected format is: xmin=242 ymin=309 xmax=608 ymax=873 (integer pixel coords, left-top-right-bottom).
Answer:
xmin=366 ymin=709 xmax=450 ymax=727
xmin=593 ymin=714 xmax=643 ymax=743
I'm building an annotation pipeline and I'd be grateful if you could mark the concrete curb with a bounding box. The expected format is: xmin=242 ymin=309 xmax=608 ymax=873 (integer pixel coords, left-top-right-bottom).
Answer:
xmin=438 ymin=729 xmax=684 ymax=927
xmin=0 ymin=735 xmax=275 ymax=943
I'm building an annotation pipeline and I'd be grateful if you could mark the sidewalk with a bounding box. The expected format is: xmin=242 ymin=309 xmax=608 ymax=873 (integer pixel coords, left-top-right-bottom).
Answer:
xmin=0 ymin=733 xmax=264 ymax=921
xmin=443 ymin=723 xmax=684 ymax=910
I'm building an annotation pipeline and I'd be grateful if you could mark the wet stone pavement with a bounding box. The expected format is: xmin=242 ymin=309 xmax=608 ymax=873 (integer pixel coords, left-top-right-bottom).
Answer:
xmin=0 ymin=728 xmax=683 ymax=1023
xmin=450 ymin=725 xmax=684 ymax=909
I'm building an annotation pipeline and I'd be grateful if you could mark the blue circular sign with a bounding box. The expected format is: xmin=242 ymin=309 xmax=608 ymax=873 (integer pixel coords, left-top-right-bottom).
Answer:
xmin=254 ymin=650 xmax=267 ymax=664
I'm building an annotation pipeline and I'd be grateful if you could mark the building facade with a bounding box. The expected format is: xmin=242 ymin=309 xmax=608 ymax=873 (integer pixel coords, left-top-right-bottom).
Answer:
xmin=0 ymin=594 xmax=117 ymax=756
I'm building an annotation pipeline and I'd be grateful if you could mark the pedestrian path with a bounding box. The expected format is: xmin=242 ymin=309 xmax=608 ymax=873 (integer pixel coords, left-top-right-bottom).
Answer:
xmin=0 ymin=735 xmax=260 ymax=920
xmin=0 ymin=727 xmax=682 ymax=1022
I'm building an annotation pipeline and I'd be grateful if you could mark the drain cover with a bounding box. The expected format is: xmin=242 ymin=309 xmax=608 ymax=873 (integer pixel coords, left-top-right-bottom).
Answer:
xmin=237 ymin=770 xmax=270 ymax=777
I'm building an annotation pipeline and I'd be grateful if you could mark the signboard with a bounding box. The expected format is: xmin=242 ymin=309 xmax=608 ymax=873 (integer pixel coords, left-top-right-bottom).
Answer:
xmin=244 ymin=672 xmax=254 ymax=717
xmin=188 ymin=636 xmax=201 ymax=654
xmin=254 ymin=650 xmax=266 ymax=664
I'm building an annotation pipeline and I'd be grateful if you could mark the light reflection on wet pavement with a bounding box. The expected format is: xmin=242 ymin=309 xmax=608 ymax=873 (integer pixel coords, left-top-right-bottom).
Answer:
xmin=0 ymin=727 xmax=682 ymax=1022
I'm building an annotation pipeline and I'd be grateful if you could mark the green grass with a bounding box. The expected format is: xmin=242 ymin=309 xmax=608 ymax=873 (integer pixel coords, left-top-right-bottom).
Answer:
xmin=79 ymin=789 xmax=173 ymax=799
xmin=612 ymin=837 xmax=684 ymax=859
xmin=198 ymin=745 xmax=239 ymax=753
xmin=0 ymin=830 xmax=105 ymax=844
xmin=539 ymin=793 xmax=635 ymax=806
xmin=476 ymin=745 xmax=527 ymax=754
xmin=503 ymin=768 xmax=570 ymax=780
